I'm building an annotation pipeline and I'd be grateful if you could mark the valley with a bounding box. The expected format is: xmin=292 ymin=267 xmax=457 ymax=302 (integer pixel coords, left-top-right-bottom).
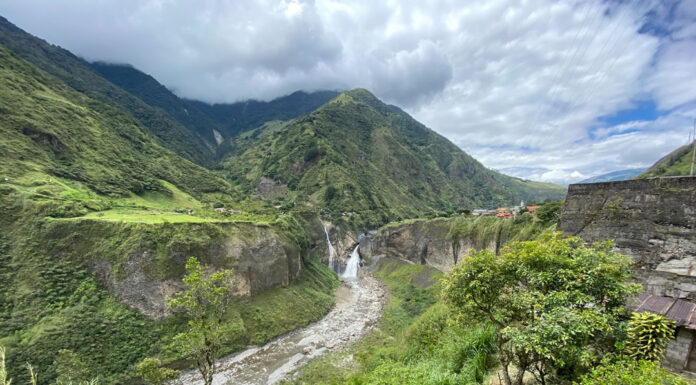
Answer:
xmin=0 ymin=7 xmax=694 ymax=385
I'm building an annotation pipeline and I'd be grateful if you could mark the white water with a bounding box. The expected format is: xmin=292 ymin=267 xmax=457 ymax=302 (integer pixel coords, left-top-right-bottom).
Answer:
xmin=324 ymin=226 xmax=335 ymax=272
xmin=341 ymin=245 xmax=360 ymax=279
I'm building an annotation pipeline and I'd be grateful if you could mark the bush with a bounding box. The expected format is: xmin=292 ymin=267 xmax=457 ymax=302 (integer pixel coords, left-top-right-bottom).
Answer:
xmin=577 ymin=357 xmax=688 ymax=385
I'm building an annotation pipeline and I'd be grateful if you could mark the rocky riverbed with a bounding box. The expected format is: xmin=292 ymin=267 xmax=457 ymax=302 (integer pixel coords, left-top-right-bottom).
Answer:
xmin=172 ymin=272 xmax=386 ymax=385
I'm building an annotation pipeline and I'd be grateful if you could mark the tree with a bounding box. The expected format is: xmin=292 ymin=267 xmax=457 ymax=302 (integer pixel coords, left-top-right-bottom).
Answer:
xmin=441 ymin=233 xmax=639 ymax=385
xmin=137 ymin=358 xmax=179 ymax=385
xmin=167 ymin=257 xmax=243 ymax=385
xmin=626 ymin=312 xmax=675 ymax=361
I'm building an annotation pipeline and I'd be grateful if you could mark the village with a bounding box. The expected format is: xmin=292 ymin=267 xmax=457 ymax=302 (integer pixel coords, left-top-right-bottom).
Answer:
xmin=472 ymin=202 xmax=539 ymax=219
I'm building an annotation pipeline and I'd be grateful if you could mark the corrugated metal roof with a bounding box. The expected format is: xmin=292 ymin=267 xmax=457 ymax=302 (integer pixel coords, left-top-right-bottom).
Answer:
xmin=631 ymin=294 xmax=696 ymax=329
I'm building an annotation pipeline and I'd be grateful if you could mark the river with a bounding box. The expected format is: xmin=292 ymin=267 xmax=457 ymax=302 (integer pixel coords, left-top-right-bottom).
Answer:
xmin=172 ymin=272 xmax=385 ymax=385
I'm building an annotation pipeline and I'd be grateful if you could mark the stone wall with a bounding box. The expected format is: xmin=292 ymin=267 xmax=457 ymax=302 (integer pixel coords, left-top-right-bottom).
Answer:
xmin=558 ymin=176 xmax=696 ymax=298
xmin=665 ymin=328 xmax=694 ymax=369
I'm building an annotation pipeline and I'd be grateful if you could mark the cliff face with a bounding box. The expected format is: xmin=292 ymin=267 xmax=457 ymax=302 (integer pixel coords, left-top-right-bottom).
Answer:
xmin=559 ymin=177 xmax=696 ymax=298
xmin=39 ymin=219 xmax=321 ymax=319
xmin=359 ymin=219 xmax=497 ymax=272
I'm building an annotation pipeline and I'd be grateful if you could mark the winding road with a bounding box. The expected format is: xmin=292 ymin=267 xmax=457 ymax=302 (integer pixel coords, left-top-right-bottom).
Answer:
xmin=172 ymin=273 xmax=385 ymax=385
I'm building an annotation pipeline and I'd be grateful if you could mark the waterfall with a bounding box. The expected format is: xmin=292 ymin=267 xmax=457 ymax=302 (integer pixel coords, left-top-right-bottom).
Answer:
xmin=341 ymin=245 xmax=360 ymax=279
xmin=324 ymin=226 xmax=335 ymax=272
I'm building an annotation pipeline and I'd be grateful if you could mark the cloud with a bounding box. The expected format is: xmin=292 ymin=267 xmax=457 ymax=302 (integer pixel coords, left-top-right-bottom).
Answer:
xmin=0 ymin=0 xmax=694 ymax=185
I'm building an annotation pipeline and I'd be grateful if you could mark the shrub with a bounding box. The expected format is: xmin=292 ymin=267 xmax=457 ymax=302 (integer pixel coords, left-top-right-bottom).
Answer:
xmin=577 ymin=357 xmax=688 ymax=385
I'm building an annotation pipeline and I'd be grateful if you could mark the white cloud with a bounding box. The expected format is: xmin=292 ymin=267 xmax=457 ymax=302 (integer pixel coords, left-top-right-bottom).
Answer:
xmin=0 ymin=0 xmax=694 ymax=185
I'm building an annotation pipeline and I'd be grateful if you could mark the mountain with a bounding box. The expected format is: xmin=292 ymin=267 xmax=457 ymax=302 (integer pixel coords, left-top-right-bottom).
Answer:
xmin=189 ymin=90 xmax=340 ymax=139
xmin=0 ymin=16 xmax=215 ymax=167
xmin=90 ymin=62 xmax=223 ymax=146
xmin=578 ymin=168 xmax=646 ymax=183
xmin=221 ymin=89 xmax=567 ymax=228
xmin=638 ymin=142 xmax=695 ymax=178
xmin=0 ymin=44 xmax=237 ymax=207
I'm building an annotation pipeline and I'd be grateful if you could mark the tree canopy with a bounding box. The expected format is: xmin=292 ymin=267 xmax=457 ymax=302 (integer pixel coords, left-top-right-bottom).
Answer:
xmin=442 ymin=232 xmax=639 ymax=385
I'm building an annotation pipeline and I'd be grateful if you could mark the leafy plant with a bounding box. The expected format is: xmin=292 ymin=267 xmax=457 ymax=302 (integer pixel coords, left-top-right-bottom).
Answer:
xmin=626 ymin=312 xmax=675 ymax=361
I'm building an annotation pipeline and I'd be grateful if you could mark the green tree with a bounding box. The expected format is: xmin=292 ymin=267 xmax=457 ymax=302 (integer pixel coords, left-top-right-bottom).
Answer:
xmin=137 ymin=358 xmax=179 ymax=385
xmin=626 ymin=312 xmax=675 ymax=361
xmin=167 ymin=257 xmax=243 ymax=385
xmin=441 ymin=233 xmax=639 ymax=385
xmin=54 ymin=349 xmax=89 ymax=384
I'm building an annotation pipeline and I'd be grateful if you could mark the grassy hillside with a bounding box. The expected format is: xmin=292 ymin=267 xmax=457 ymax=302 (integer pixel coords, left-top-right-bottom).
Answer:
xmin=221 ymin=89 xmax=565 ymax=228
xmin=0 ymin=43 xmax=244 ymax=218
xmin=0 ymin=16 xmax=215 ymax=167
xmin=638 ymin=142 xmax=695 ymax=178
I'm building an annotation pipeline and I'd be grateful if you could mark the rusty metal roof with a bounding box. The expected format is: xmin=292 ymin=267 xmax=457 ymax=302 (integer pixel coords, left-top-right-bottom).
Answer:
xmin=631 ymin=293 xmax=696 ymax=329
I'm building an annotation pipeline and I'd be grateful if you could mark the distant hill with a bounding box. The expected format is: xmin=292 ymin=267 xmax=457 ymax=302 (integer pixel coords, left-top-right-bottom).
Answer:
xmin=189 ymin=90 xmax=340 ymax=139
xmin=578 ymin=168 xmax=646 ymax=183
xmin=221 ymin=89 xmax=566 ymax=227
xmin=0 ymin=16 xmax=215 ymax=167
xmin=638 ymin=142 xmax=695 ymax=178
xmin=90 ymin=62 xmax=223 ymax=146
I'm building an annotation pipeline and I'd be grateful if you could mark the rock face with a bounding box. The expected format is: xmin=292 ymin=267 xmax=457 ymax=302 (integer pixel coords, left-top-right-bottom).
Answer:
xmin=359 ymin=219 xmax=497 ymax=272
xmin=45 ymin=221 xmax=310 ymax=319
xmin=559 ymin=177 xmax=696 ymax=298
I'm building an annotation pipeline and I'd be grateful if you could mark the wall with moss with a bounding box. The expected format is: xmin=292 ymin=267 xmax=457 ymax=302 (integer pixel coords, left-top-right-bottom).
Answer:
xmin=559 ymin=176 xmax=696 ymax=298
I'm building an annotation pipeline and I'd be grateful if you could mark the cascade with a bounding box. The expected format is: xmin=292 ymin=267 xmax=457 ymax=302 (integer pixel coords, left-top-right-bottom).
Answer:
xmin=341 ymin=245 xmax=360 ymax=279
xmin=324 ymin=226 xmax=335 ymax=272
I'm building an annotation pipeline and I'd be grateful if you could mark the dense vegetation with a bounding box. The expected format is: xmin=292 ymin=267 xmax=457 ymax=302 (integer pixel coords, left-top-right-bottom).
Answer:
xmin=638 ymin=142 xmax=695 ymax=178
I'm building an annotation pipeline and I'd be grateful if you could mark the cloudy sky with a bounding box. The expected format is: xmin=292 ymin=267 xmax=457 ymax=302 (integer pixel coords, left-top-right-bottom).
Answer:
xmin=1 ymin=0 xmax=695 ymax=184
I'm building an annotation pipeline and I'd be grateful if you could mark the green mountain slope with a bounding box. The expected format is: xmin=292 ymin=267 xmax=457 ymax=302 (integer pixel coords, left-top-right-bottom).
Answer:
xmin=0 ymin=16 xmax=215 ymax=167
xmin=190 ymin=90 xmax=340 ymax=139
xmin=221 ymin=89 xmax=566 ymax=227
xmin=90 ymin=62 xmax=223 ymax=146
xmin=638 ymin=142 xmax=695 ymax=178
xmin=0 ymin=43 xmax=241 ymax=214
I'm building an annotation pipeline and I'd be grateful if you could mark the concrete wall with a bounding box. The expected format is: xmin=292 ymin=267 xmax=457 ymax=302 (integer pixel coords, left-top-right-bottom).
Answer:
xmin=665 ymin=328 xmax=693 ymax=370
xmin=559 ymin=177 xmax=696 ymax=298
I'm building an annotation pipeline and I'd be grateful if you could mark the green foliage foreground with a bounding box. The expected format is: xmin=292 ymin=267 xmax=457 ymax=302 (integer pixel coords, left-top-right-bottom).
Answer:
xmin=442 ymin=233 xmax=640 ymax=385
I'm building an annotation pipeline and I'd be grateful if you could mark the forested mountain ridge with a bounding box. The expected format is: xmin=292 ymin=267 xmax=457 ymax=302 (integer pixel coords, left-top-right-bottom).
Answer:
xmin=221 ymin=89 xmax=566 ymax=228
xmin=90 ymin=62 xmax=224 ymax=147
